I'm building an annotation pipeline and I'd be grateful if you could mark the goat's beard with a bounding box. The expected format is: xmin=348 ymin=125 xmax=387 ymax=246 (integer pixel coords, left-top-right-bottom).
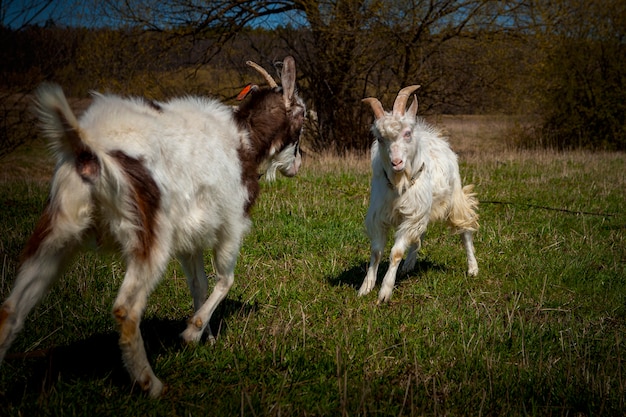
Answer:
xmin=261 ymin=143 xmax=301 ymax=181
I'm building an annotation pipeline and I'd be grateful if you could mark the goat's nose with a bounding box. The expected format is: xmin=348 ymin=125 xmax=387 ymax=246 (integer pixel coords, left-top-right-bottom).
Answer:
xmin=391 ymin=158 xmax=404 ymax=171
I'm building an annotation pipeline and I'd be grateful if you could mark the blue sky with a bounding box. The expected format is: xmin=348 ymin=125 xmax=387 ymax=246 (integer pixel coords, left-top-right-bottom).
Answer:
xmin=2 ymin=0 xmax=103 ymax=28
xmin=2 ymin=0 xmax=305 ymax=29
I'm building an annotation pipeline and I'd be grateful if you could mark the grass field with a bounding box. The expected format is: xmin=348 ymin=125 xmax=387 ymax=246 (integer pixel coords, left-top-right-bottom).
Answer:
xmin=0 ymin=116 xmax=624 ymax=416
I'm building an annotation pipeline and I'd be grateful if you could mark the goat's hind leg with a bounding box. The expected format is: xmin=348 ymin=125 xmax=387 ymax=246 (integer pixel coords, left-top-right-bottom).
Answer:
xmin=461 ymin=230 xmax=478 ymax=276
xmin=113 ymin=256 xmax=170 ymax=398
xmin=400 ymin=233 xmax=425 ymax=275
xmin=450 ymin=185 xmax=479 ymax=276
xmin=0 ymin=198 xmax=90 ymax=364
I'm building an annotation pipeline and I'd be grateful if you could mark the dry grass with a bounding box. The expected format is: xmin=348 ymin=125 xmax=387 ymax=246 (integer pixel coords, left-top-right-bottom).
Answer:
xmin=304 ymin=114 xmax=543 ymax=172
xmin=433 ymin=114 xmax=516 ymax=154
xmin=4 ymin=114 xmax=622 ymax=184
xmin=0 ymin=146 xmax=54 ymax=182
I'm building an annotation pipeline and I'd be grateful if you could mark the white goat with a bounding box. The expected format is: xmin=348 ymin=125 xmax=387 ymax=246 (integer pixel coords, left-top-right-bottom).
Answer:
xmin=359 ymin=85 xmax=479 ymax=303
xmin=0 ymin=57 xmax=305 ymax=397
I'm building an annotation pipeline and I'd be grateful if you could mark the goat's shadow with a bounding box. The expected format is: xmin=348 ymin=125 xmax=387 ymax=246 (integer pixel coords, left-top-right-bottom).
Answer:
xmin=328 ymin=257 xmax=448 ymax=290
xmin=0 ymin=297 xmax=255 ymax=399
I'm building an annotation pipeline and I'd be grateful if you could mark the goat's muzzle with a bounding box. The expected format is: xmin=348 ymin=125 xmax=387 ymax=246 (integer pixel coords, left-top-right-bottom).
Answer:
xmin=391 ymin=158 xmax=405 ymax=172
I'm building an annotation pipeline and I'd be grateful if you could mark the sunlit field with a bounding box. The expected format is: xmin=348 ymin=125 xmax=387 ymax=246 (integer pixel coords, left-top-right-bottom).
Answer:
xmin=0 ymin=116 xmax=624 ymax=416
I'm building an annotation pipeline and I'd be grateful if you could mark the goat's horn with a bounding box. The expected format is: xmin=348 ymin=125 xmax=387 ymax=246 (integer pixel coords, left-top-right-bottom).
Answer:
xmin=392 ymin=85 xmax=421 ymax=116
xmin=362 ymin=97 xmax=385 ymax=120
xmin=246 ymin=60 xmax=278 ymax=88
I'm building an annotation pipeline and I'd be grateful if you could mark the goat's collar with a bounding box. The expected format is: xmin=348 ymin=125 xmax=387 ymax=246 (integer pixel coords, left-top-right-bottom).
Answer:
xmin=384 ymin=162 xmax=425 ymax=192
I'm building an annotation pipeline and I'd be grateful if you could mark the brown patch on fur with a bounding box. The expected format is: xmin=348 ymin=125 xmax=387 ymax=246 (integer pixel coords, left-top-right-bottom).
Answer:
xmin=118 ymin=318 xmax=136 ymax=344
xmin=119 ymin=322 xmax=138 ymax=347
xmin=0 ymin=304 xmax=12 ymax=336
xmin=194 ymin=317 xmax=203 ymax=329
xmin=19 ymin=202 xmax=54 ymax=264
xmin=237 ymin=146 xmax=261 ymax=215
xmin=113 ymin=306 xmax=127 ymax=321
xmin=109 ymin=151 xmax=161 ymax=260
xmin=391 ymin=248 xmax=404 ymax=265
xmin=113 ymin=306 xmax=137 ymax=344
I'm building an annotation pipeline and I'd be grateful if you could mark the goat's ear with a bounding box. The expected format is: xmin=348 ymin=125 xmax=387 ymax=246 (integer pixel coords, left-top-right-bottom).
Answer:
xmin=362 ymin=97 xmax=385 ymax=120
xmin=407 ymin=95 xmax=418 ymax=118
xmin=281 ymin=56 xmax=297 ymax=103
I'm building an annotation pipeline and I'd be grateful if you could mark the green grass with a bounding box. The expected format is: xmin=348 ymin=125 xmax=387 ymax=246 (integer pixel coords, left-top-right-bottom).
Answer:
xmin=0 ymin=140 xmax=624 ymax=415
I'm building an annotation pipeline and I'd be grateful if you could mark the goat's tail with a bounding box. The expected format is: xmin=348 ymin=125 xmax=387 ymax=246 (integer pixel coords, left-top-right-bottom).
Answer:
xmin=449 ymin=184 xmax=480 ymax=233
xmin=33 ymin=83 xmax=100 ymax=183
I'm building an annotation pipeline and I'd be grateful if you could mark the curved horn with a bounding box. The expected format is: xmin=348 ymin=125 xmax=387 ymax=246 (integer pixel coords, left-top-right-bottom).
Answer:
xmin=392 ymin=85 xmax=421 ymax=116
xmin=362 ymin=97 xmax=385 ymax=120
xmin=246 ymin=60 xmax=278 ymax=88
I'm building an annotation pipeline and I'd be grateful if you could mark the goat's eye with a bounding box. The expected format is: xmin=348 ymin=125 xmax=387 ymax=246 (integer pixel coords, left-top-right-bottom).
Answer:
xmin=403 ymin=130 xmax=412 ymax=141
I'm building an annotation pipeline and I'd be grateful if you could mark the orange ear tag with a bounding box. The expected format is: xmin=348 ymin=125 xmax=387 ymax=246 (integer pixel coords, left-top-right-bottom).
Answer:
xmin=237 ymin=84 xmax=254 ymax=101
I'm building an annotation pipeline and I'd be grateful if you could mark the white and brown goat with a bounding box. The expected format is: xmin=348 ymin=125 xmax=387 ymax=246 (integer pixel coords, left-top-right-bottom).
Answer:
xmin=359 ymin=85 xmax=479 ymax=303
xmin=0 ymin=57 xmax=305 ymax=396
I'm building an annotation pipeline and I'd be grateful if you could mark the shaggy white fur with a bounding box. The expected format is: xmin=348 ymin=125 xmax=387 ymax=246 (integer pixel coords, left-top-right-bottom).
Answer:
xmin=0 ymin=57 xmax=305 ymax=397
xmin=360 ymin=85 xmax=479 ymax=303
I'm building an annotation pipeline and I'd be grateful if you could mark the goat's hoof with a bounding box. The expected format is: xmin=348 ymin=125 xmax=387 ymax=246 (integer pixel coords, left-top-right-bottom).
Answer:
xmin=468 ymin=267 xmax=479 ymax=277
xmin=357 ymin=289 xmax=369 ymax=297
xmin=377 ymin=290 xmax=392 ymax=304
xmin=181 ymin=327 xmax=202 ymax=344
xmin=145 ymin=377 xmax=165 ymax=398
xmin=400 ymin=262 xmax=416 ymax=276
xmin=376 ymin=297 xmax=391 ymax=305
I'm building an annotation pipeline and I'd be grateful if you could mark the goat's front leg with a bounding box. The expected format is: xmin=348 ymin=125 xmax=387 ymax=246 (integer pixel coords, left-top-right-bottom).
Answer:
xmin=182 ymin=237 xmax=239 ymax=344
xmin=359 ymin=220 xmax=388 ymax=297
xmin=378 ymin=235 xmax=410 ymax=303
xmin=179 ymin=251 xmax=208 ymax=312
xmin=113 ymin=258 xmax=168 ymax=398
xmin=359 ymin=251 xmax=381 ymax=297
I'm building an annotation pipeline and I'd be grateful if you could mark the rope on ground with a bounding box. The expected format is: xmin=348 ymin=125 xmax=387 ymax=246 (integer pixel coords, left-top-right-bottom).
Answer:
xmin=479 ymin=200 xmax=616 ymax=217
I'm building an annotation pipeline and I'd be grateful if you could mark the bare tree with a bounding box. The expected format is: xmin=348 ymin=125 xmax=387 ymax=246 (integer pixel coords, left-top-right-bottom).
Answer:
xmin=1 ymin=0 xmax=54 ymax=29
xmin=289 ymin=0 xmax=520 ymax=149
xmin=69 ymin=0 xmax=520 ymax=150
xmin=0 ymin=0 xmax=107 ymax=158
